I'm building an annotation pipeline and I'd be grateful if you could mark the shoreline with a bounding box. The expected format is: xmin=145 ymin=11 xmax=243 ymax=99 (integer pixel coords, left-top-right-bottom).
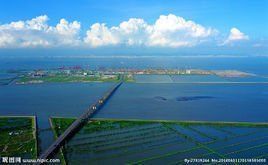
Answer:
xmin=50 ymin=116 xmax=268 ymax=126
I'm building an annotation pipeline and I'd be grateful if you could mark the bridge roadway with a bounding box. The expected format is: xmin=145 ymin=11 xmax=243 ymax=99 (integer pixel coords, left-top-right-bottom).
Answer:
xmin=39 ymin=81 xmax=123 ymax=160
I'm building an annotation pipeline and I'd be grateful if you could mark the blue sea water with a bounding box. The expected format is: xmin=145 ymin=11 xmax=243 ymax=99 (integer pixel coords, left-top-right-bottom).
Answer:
xmin=0 ymin=73 xmax=16 ymax=79
xmin=95 ymin=83 xmax=268 ymax=122
xmin=0 ymin=83 xmax=112 ymax=127
xmin=1 ymin=82 xmax=267 ymax=123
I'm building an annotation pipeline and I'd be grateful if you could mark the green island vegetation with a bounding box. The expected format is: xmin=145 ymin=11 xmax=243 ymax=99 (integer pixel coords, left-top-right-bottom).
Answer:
xmin=0 ymin=116 xmax=38 ymax=158
xmin=50 ymin=117 xmax=268 ymax=165
xmin=17 ymin=73 xmax=134 ymax=84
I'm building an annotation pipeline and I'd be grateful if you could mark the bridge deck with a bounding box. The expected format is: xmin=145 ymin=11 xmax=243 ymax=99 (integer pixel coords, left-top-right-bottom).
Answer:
xmin=39 ymin=82 xmax=123 ymax=160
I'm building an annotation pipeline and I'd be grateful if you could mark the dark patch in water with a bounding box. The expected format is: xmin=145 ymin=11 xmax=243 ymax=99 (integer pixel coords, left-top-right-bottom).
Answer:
xmin=154 ymin=96 xmax=167 ymax=101
xmin=176 ymin=96 xmax=214 ymax=102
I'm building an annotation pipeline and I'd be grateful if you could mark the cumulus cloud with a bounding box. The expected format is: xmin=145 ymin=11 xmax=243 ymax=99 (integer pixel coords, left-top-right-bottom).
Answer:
xmin=223 ymin=27 xmax=249 ymax=45
xmin=84 ymin=23 xmax=120 ymax=47
xmin=84 ymin=14 xmax=217 ymax=47
xmin=2 ymin=14 xmax=252 ymax=49
xmin=84 ymin=18 xmax=151 ymax=47
xmin=0 ymin=15 xmax=81 ymax=48
xmin=147 ymin=14 xmax=216 ymax=47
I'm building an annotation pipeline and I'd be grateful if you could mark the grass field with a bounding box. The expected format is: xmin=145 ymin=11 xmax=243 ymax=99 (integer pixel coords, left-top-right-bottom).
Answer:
xmin=17 ymin=74 xmax=134 ymax=84
xmin=50 ymin=118 xmax=268 ymax=165
xmin=0 ymin=116 xmax=38 ymax=158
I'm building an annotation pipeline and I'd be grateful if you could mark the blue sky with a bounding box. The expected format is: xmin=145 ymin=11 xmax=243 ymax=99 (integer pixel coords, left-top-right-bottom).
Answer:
xmin=0 ymin=0 xmax=267 ymax=56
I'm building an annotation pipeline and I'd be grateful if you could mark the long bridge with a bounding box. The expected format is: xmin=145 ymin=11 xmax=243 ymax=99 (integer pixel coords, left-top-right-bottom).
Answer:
xmin=39 ymin=81 xmax=123 ymax=160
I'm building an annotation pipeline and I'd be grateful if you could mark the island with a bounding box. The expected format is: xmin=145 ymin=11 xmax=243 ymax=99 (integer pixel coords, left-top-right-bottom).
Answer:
xmin=0 ymin=66 xmax=257 ymax=85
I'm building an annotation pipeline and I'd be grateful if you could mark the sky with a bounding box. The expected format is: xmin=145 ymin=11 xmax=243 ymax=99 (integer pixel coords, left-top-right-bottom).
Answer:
xmin=0 ymin=0 xmax=267 ymax=56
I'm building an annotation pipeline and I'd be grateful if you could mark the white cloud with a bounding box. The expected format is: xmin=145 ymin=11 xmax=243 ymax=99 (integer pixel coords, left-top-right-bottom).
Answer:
xmin=147 ymin=14 xmax=216 ymax=47
xmin=223 ymin=27 xmax=249 ymax=45
xmin=115 ymin=18 xmax=149 ymax=46
xmin=0 ymin=15 xmax=81 ymax=48
xmin=84 ymin=14 xmax=217 ymax=47
xmin=84 ymin=23 xmax=119 ymax=47
xmin=1 ymin=14 xmax=253 ymax=49
xmin=52 ymin=18 xmax=81 ymax=45
xmin=84 ymin=18 xmax=151 ymax=47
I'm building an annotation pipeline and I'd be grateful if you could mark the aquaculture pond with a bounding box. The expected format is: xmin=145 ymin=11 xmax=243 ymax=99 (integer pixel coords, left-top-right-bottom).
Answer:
xmin=50 ymin=118 xmax=268 ymax=165
xmin=0 ymin=116 xmax=37 ymax=158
